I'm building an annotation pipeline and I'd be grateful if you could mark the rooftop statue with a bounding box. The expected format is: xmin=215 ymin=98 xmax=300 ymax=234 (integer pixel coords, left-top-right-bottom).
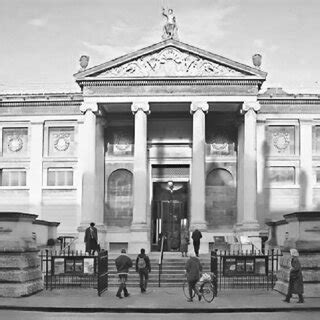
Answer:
xmin=162 ymin=7 xmax=178 ymax=40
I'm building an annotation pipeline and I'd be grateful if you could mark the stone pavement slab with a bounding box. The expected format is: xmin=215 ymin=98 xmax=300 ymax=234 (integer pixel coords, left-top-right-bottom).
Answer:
xmin=0 ymin=288 xmax=320 ymax=312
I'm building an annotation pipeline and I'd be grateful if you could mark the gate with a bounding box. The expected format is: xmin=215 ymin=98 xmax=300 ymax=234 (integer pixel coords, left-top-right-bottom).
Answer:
xmin=211 ymin=249 xmax=282 ymax=290
xmin=97 ymin=250 xmax=109 ymax=296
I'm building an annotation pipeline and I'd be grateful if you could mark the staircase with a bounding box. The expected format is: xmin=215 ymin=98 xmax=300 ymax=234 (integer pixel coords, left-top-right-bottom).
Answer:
xmin=107 ymin=252 xmax=211 ymax=287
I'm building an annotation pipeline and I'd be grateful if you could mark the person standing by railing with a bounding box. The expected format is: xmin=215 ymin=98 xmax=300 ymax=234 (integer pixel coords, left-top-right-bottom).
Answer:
xmin=84 ymin=222 xmax=98 ymax=255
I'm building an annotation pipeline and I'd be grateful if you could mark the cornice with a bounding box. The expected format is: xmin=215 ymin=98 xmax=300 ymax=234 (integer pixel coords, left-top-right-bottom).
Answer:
xmin=0 ymin=93 xmax=83 ymax=107
xmin=78 ymin=78 xmax=264 ymax=87
xmin=258 ymin=98 xmax=320 ymax=105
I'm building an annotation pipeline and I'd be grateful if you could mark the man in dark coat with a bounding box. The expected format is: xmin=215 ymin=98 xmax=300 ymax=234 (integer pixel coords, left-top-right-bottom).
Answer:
xmin=84 ymin=222 xmax=98 ymax=255
xmin=135 ymin=248 xmax=151 ymax=293
xmin=283 ymin=248 xmax=304 ymax=303
xmin=115 ymin=248 xmax=133 ymax=299
xmin=191 ymin=229 xmax=202 ymax=257
xmin=185 ymin=252 xmax=203 ymax=302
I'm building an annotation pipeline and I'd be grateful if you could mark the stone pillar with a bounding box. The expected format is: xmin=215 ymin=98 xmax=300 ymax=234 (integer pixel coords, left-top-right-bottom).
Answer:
xmin=29 ymin=121 xmax=44 ymax=217
xmin=190 ymin=101 xmax=208 ymax=231
xmin=299 ymin=119 xmax=313 ymax=210
xmin=239 ymin=101 xmax=260 ymax=230
xmin=237 ymin=120 xmax=244 ymax=225
xmin=131 ymin=102 xmax=150 ymax=230
xmin=77 ymin=102 xmax=106 ymax=250
xmin=235 ymin=102 xmax=261 ymax=251
xmin=129 ymin=102 xmax=150 ymax=253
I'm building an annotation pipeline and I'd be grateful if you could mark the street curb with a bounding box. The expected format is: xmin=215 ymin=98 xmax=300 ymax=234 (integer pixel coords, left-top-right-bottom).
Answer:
xmin=1 ymin=306 xmax=320 ymax=313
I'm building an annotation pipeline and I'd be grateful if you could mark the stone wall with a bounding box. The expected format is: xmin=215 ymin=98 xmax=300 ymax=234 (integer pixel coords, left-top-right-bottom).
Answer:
xmin=0 ymin=212 xmax=59 ymax=297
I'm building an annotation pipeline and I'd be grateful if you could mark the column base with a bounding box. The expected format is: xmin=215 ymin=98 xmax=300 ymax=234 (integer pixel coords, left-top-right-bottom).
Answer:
xmin=130 ymin=223 xmax=148 ymax=232
xmin=235 ymin=220 xmax=260 ymax=232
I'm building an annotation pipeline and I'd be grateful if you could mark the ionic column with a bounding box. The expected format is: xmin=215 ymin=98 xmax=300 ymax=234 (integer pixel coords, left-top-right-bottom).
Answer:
xmin=299 ymin=119 xmax=313 ymax=210
xmin=131 ymin=102 xmax=150 ymax=230
xmin=79 ymin=102 xmax=103 ymax=226
xmin=190 ymin=101 xmax=209 ymax=231
xmin=239 ymin=101 xmax=260 ymax=229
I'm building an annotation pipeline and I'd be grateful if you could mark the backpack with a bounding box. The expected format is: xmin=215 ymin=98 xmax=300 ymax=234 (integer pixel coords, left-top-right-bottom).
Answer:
xmin=137 ymin=256 xmax=146 ymax=269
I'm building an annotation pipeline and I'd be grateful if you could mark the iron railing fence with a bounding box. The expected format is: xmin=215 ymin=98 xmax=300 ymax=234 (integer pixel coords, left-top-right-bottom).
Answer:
xmin=97 ymin=250 xmax=109 ymax=296
xmin=40 ymin=249 xmax=108 ymax=291
xmin=211 ymin=249 xmax=282 ymax=290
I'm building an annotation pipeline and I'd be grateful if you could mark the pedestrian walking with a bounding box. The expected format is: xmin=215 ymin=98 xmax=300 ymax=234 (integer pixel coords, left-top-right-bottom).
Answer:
xmin=115 ymin=248 xmax=133 ymax=299
xmin=191 ymin=229 xmax=202 ymax=257
xmin=180 ymin=234 xmax=189 ymax=257
xmin=283 ymin=248 xmax=304 ymax=303
xmin=135 ymin=248 xmax=151 ymax=293
xmin=84 ymin=222 xmax=98 ymax=255
xmin=185 ymin=252 xmax=203 ymax=302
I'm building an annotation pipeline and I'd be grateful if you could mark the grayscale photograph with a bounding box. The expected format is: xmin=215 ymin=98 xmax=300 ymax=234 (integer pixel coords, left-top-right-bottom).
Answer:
xmin=0 ymin=0 xmax=320 ymax=319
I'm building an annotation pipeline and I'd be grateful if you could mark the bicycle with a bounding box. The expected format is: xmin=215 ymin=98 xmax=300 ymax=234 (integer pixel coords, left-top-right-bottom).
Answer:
xmin=183 ymin=272 xmax=217 ymax=303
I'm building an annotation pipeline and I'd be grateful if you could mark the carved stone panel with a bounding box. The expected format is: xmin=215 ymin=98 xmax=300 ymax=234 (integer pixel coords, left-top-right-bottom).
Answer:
xmin=105 ymin=126 xmax=133 ymax=156
xmin=48 ymin=127 xmax=75 ymax=157
xmin=266 ymin=126 xmax=295 ymax=156
xmin=99 ymin=47 xmax=244 ymax=78
xmin=2 ymin=128 xmax=28 ymax=157
xmin=206 ymin=122 xmax=237 ymax=156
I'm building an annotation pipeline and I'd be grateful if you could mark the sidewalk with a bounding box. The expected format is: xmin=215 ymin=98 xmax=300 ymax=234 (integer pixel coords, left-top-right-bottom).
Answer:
xmin=1 ymin=288 xmax=320 ymax=313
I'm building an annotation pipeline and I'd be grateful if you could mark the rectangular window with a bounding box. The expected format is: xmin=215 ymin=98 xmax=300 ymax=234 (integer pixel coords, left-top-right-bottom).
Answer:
xmin=0 ymin=169 xmax=26 ymax=186
xmin=47 ymin=168 xmax=73 ymax=186
xmin=267 ymin=166 xmax=295 ymax=185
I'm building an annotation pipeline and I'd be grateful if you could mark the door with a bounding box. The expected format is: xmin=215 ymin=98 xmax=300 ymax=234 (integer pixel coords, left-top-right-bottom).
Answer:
xmin=151 ymin=182 xmax=188 ymax=251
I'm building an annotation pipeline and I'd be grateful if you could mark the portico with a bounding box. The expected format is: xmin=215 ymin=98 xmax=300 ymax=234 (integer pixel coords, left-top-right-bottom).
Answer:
xmin=74 ymin=39 xmax=267 ymax=252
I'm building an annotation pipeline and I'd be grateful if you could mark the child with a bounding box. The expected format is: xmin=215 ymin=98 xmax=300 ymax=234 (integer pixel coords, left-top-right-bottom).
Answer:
xmin=181 ymin=236 xmax=189 ymax=257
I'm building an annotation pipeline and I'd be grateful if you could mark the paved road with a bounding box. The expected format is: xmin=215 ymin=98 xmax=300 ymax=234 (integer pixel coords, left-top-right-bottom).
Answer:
xmin=1 ymin=311 xmax=320 ymax=320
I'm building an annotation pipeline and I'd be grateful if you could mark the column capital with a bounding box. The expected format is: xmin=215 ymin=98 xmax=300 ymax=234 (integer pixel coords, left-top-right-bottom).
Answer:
xmin=241 ymin=101 xmax=261 ymax=114
xmin=80 ymin=102 xmax=98 ymax=114
xmin=190 ymin=101 xmax=209 ymax=114
xmin=131 ymin=101 xmax=150 ymax=115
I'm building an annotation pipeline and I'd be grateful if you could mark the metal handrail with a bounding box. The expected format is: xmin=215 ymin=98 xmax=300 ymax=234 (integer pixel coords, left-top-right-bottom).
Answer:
xmin=61 ymin=237 xmax=78 ymax=253
xmin=158 ymin=235 xmax=165 ymax=287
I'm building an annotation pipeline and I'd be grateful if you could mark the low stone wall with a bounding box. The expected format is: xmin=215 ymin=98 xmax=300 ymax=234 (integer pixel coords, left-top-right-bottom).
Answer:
xmin=274 ymin=251 xmax=320 ymax=297
xmin=0 ymin=212 xmax=59 ymax=297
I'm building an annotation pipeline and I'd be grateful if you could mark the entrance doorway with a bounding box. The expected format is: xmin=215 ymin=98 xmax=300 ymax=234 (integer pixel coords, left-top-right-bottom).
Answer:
xmin=151 ymin=182 xmax=189 ymax=251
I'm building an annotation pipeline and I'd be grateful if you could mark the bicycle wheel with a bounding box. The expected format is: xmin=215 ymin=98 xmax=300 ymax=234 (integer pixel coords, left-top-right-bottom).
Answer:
xmin=183 ymin=279 xmax=195 ymax=299
xmin=202 ymin=281 xmax=215 ymax=303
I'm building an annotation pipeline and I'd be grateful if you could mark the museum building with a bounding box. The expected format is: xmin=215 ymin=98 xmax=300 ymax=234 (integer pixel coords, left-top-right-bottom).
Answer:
xmin=1 ymin=38 xmax=320 ymax=253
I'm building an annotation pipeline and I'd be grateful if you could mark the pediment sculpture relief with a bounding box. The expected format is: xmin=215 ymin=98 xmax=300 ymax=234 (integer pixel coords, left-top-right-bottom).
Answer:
xmin=99 ymin=47 xmax=244 ymax=77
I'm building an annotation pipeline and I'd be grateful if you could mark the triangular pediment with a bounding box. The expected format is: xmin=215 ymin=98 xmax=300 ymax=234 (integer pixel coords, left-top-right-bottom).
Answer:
xmin=75 ymin=40 xmax=267 ymax=80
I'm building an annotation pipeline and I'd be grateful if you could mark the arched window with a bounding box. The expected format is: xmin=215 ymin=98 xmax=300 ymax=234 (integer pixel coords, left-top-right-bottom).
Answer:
xmin=105 ymin=169 xmax=133 ymax=227
xmin=206 ymin=168 xmax=234 ymax=186
xmin=205 ymin=168 xmax=236 ymax=228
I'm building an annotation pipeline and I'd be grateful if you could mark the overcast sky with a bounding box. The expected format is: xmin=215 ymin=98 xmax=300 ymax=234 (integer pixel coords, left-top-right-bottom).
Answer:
xmin=1 ymin=0 xmax=320 ymax=94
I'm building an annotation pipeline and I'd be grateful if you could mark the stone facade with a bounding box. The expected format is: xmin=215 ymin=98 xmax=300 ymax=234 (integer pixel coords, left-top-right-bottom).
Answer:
xmin=1 ymin=39 xmax=320 ymax=253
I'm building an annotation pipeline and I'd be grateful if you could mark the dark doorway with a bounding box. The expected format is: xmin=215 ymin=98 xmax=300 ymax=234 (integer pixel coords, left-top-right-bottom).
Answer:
xmin=151 ymin=182 xmax=188 ymax=251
